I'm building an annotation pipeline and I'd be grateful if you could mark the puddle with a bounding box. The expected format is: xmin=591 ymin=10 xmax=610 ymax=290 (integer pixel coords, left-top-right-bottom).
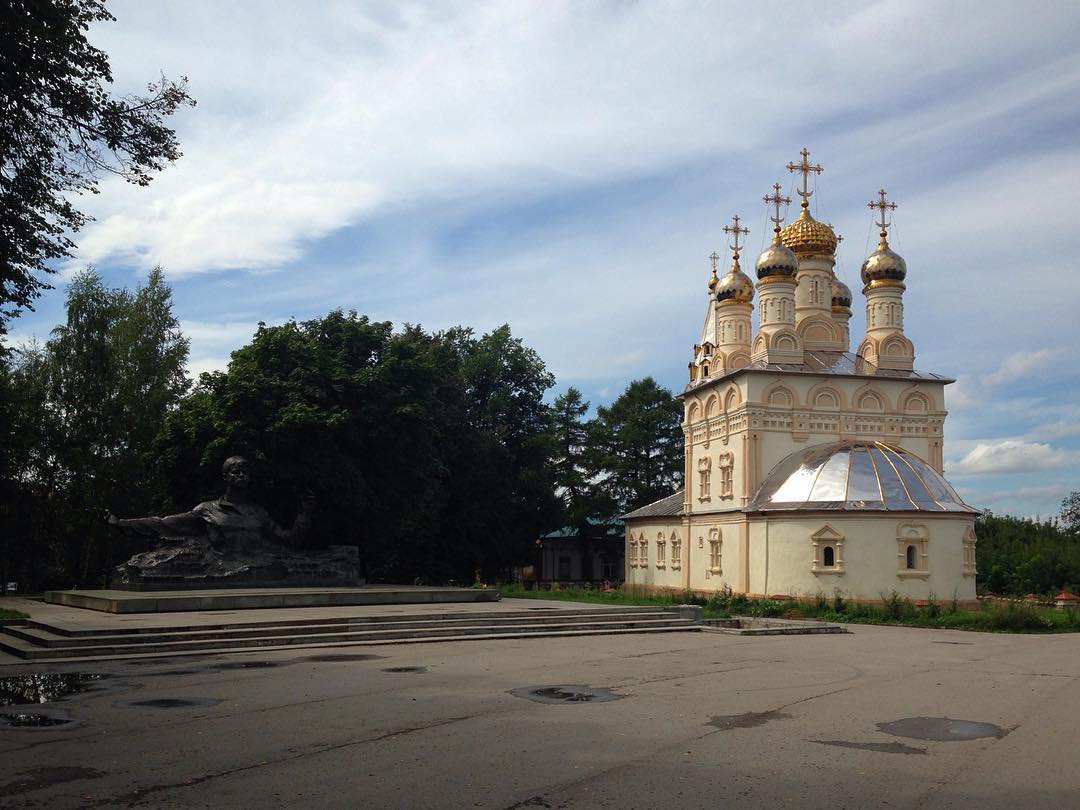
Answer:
xmin=877 ymin=717 xmax=1008 ymax=741
xmin=510 ymin=685 xmax=624 ymax=704
xmin=0 ymin=673 xmax=108 ymax=706
xmin=707 ymin=710 xmax=791 ymax=730
xmin=125 ymin=698 xmax=222 ymax=709
xmin=209 ymin=661 xmax=281 ymax=670
xmin=382 ymin=666 xmax=427 ymax=673
xmin=812 ymin=739 xmax=926 ymax=755
xmin=0 ymin=766 xmax=105 ymax=796
xmin=0 ymin=712 xmax=74 ymax=728
xmin=305 ymin=654 xmax=386 ymax=663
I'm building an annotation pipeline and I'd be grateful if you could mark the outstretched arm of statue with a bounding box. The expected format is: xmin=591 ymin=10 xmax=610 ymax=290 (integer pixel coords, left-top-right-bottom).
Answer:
xmin=108 ymin=510 xmax=206 ymax=539
xmin=270 ymin=491 xmax=316 ymax=545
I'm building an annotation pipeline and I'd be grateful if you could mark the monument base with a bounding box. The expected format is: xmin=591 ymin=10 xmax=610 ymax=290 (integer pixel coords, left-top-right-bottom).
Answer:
xmin=110 ymin=541 xmax=360 ymax=590
xmin=43 ymin=585 xmax=501 ymax=614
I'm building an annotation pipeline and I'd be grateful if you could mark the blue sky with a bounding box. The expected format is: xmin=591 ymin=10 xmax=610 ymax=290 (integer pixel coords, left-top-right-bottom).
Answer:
xmin=8 ymin=1 xmax=1080 ymax=519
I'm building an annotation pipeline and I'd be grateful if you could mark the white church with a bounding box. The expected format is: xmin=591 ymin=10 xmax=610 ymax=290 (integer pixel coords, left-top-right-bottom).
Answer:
xmin=623 ymin=149 xmax=979 ymax=603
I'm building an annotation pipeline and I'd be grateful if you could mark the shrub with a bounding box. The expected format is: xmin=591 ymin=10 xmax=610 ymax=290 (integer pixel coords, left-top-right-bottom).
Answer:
xmin=832 ymin=589 xmax=847 ymax=614
xmin=982 ymin=600 xmax=1054 ymax=631
xmin=881 ymin=591 xmax=916 ymax=621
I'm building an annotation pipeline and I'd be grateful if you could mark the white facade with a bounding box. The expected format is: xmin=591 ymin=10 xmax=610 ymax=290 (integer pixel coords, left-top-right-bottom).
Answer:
xmin=626 ymin=156 xmax=978 ymax=603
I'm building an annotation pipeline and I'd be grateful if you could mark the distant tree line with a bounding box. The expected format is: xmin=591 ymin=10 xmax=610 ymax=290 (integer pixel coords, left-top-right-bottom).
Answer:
xmin=0 ymin=270 xmax=683 ymax=589
xmin=975 ymin=505 xmax=1080 ymax=597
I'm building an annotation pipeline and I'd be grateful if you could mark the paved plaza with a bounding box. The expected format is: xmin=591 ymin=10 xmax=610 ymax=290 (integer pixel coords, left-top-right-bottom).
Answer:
xmin=1 ymin=597 xmax=1078 ymax=808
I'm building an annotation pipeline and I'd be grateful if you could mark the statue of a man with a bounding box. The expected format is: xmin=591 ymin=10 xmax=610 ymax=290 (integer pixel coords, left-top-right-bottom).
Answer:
xmin=109 ymin=455 xmax=336 ymax=588
xmin=111 ymin=456 xmax=314 ymax=553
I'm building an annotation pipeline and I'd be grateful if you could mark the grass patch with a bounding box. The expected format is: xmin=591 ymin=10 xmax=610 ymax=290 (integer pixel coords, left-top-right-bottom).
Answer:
xmin=0 ymin=608 xmax=29 ymax=621
xmin=497 ymin=584 xmax=1080 ymax=633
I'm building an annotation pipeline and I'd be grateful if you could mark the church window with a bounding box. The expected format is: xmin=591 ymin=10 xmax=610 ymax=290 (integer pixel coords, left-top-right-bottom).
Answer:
xmin=702 ymin=364 xmax=710 ymax=377
xmin=671 ymin=532 xmax=682 ymax=570
xmin=896 ymin=523 xmax=929 ymax=578
xmin=718 ymin=452 xmax=734 ymax=499
xmin=628 ymin=537 xmax=637 ymax=567
xmin=708 ymin=528 xmax=722 ymax=574
xmin=639 ymin=533 xmax=648 ymax=565
xmin=656 ymin=533 xmax=666 ymax=568
xmin=811 ymin=525 xmax=845 ymax=575
xmin=962 ymin=527 xmax=977 ymax=576
xmin=698 ymin=456 xmax=712 ymax=501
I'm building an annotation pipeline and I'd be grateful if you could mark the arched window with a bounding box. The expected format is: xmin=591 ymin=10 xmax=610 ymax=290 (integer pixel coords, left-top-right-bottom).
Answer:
xmin=906 ymin=544 xmax=916 ymax=570
xmin=823 ymin=546 xmax=835 ymax=567
xmin=702 ymin=364 xmax=710 ymax=377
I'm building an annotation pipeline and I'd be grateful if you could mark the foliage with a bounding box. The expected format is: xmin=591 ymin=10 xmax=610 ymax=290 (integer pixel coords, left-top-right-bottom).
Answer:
xmin=152 ymin=316 xmax=560 ymax=584
xmin=497 ymin=584 xmax=1080 ymax=633
xmin=1060 ymin=491 xmax=1080 ymax=534
xmin=587 ymin=377 xmax=683 ymax=513
xmin=0 ymin=0 xmax=194 ymax=332
xmin=0 ymin=608 xmax=29 ymax=620
xmin=974 ymin=512 xmax=1080 ymax=596
xmin=1 ymin=267 xmax=188 ymax=586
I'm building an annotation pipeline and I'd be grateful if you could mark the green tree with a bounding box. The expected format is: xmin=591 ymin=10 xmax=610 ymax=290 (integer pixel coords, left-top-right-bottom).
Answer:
xmin=152 ymin=317 xmax=559 ymax=584
xmin=2 ymin=267 xmax=189 ymax=585
xmin=0 ymin=0 xmax=194 ymax=331
xmin=1061 ymin=491 xmax=1080 ymax=535
xmin=588 ymin=377 xmax=683 ymax=513
xmin=551 ymin=387 xmax=611 ymax=578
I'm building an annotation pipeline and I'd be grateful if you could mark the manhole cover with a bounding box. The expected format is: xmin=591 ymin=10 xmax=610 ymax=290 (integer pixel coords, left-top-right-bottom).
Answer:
xmin=210 ymin=661 xmax=280 ymax=670
xmin=877 ymin=717 xmax=1007 ymax=741
xmin=125 ymin=698 xmax=222 ymax=709
xmin=0 ymin=673 xmax=108 ymax=706
xmin=0 ymin=712 xmax=73 ymax=728
xmin=510 ymin=685 xmax=623 ymax=704
xmin=305 ymin=654 xmax=386 ymax=663
xmin=382 ymin=666 xmax=427 ymax=673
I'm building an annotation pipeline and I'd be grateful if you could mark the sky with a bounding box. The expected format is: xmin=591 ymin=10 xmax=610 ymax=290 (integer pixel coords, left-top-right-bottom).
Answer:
xmin=7 ymin=0 xmax=1080 ymax=519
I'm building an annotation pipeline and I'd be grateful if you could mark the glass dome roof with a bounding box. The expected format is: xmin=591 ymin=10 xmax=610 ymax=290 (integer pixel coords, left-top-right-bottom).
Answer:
xmin=748 ymin=441 xmax=977 ymax=513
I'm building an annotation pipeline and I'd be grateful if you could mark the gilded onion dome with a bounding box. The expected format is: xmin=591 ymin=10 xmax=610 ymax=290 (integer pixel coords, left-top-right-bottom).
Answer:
xmin=831 ymin=278 xmax=852 ymax=310
xmin=755 ymin=238 xmax=799 ymax=280
xmin=716 ymin=259 xmax=755 ymax=304
xmin=779 ymin=208 xmax=838 ymax=257
xmin=860 ymin=237 xmax=907 ymax=285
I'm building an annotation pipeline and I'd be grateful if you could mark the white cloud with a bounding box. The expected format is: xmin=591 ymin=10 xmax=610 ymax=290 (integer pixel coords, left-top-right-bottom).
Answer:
xmin=948 ymin=440 xmax=1080 ymax=476
xmin=984 ymin=348 xmax=1065 ymax=387
xmin=185 ymin=356 xmax=230 ymax=378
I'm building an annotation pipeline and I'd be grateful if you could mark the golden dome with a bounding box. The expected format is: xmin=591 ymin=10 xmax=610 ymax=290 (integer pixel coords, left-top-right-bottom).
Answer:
xmin=860 ymin=238 xmax=907 ymax=285
xmin=831 ymin=278 xmax=852 ymax=310
xmin=779 ymin=208 xmax=838 ymax=256
xmin=715 ymin=259 xmax=755 ymax=305
xmin=755 ymin=237 xmax=799 ymax=280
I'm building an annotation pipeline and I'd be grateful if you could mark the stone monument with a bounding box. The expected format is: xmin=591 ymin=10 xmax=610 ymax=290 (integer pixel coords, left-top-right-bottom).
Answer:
xmin=109 ymin=456 xmax=358 ymax=590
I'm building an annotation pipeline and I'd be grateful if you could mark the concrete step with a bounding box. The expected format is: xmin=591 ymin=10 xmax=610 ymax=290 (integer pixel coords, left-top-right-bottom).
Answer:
xmin=0 ymin=624 xmax=702 ymax=663
xmin=0 ymin=616 xmax=700 ymax=660
xmin=24 ymin=606 xmax=678 ymax=638
xmin=7 ymin=610 xmax=685 ymax=648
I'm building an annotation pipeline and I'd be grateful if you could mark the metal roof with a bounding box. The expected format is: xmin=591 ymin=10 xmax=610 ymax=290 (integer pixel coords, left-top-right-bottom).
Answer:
xmin=748 ymin=440 xmax=979 ymax=514
xmin=621 ymin=491 xmax=686 ymax=520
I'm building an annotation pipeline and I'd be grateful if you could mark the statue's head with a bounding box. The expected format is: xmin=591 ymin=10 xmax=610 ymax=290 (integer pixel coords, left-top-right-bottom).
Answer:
xmin=221 ymin=456 xmax=250 ymax=489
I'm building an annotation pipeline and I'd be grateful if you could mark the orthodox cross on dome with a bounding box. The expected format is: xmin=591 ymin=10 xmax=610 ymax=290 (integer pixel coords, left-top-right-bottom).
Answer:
xmin=722 ymin=215 xmax=749 ymax=262
xmin=868 ymin=188 xmax=898 ymax=239
xmin=786 ymin=147 xmax=823 ymax=209
xmin=763 ymin=182 xmax=791 ymax=236
xmin=709 ymin=251 xmax=720 ymax=274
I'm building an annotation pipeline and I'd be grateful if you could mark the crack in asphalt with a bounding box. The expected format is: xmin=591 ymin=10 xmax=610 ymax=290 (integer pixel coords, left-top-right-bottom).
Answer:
xmin=78 ymin=714 xmax=478 ymax=808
